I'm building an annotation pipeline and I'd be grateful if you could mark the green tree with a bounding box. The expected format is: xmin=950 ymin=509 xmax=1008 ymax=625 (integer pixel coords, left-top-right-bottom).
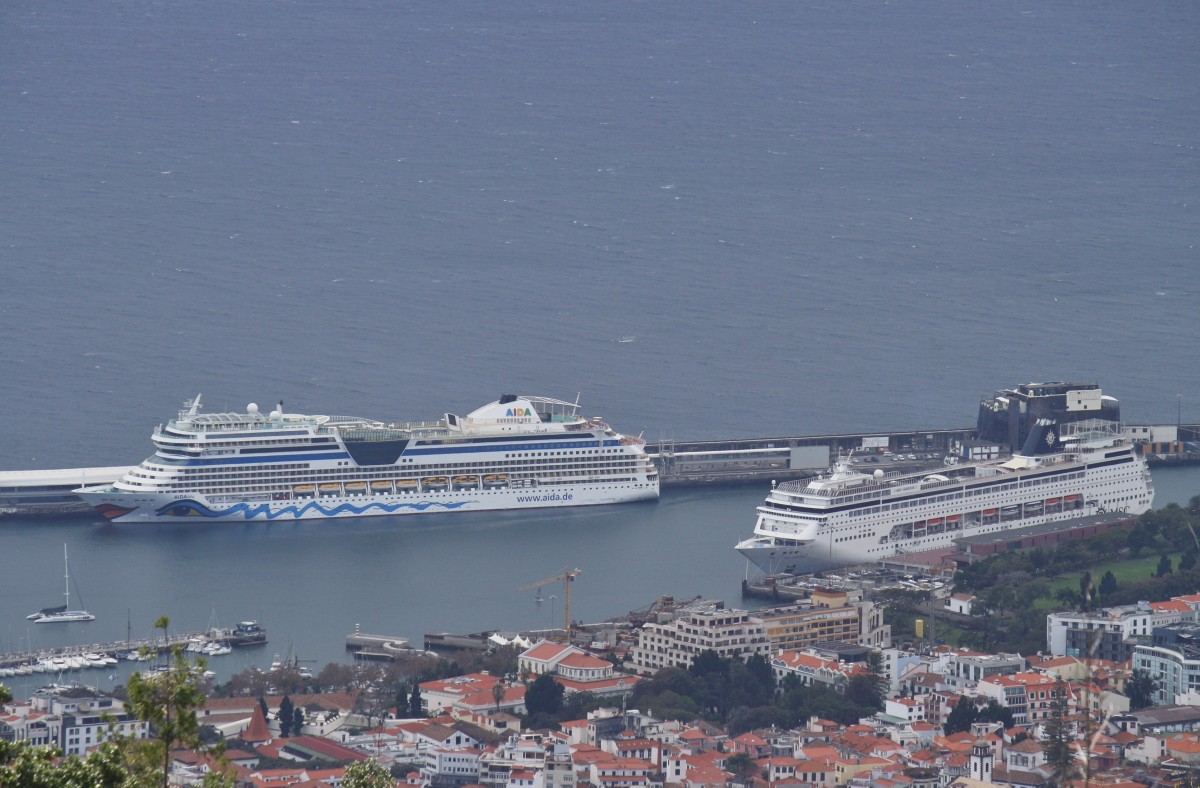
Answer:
xmin=724 ymin=752 xmax=759 ymax=784
xmin=944 ymin=696 xmax=977 ymax=734
xmin=409 ymin=682 xmax=424 ymax=718
xmin=125 ymin=615 xmax=224 ymax=788
xmin=292 ymin=706 xmax=305 ymax=736
xmin=864 ymin=649 xmax=889 ymax=707
xmin=1041 ymin=678 xmax=1077 ymax=785
xmin=491 ymin=681 xmax=506 ymax=712
xmin=1098 ymin=571 xmax=1118 ymax=597
xmin=258 ymin=695 xmax=270 ymax=722
xmin=976 ymin=699 xmax=1015 ymax=730
xmin=278 ymin=695 xmax=295 ymax=737
xmin=1126 ymin=668 xmax=1159 ymax=710
xmin=1181 ymin=550 xmax=1198 ymax=573
xmin=524 ymin=674 xmax=564 ymax=718
xmin=0 ymin=738 xmax=130 ymax=788
xmin=1157 ymin=555 xmax=1174 ymax=577
xmin=344 ymin=759 xmax=396 ymax=788
xmin=1078 ymin=571 xmax=1093 ymax=611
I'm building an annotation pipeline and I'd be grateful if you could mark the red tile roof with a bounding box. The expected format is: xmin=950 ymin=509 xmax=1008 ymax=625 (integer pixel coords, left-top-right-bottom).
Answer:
xmin=241 ymin=704 xmax=272 ymax=744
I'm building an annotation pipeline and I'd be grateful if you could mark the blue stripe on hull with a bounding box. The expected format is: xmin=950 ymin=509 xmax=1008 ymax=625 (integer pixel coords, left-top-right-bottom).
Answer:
xmin=155 ymin=499 xmax=472 ymax=519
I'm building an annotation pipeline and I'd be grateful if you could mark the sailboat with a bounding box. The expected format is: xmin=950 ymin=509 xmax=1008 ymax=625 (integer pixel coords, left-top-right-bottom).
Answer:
xmin=27 ymin=544 xmax=94 ymax=623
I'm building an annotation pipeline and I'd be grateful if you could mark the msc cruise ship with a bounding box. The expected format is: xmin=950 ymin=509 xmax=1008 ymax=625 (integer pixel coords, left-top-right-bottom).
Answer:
xmin=735 ymin=419 xmax=1153 ymax=576
xmin=76 ymin=394 xmax=659 ymax=523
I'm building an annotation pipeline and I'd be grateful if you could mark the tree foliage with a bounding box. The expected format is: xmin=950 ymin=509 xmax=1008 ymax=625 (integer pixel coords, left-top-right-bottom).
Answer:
xmin=344 ymin=759 xmax=396 ymax=788
xmin=125 ymin=616 xmax=226 ymax=787
xmin=278 ymin=695 xmax=295 ymax=737
xmin=1041 ymin=678 xmax=1077 ymax=785
xmin=524 ymin=673 xmax=564 ymax=720
xmin=1126 ymin=668 xmax=1159 ymax=710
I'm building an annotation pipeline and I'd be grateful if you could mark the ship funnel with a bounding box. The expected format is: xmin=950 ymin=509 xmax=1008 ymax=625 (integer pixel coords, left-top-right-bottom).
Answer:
xmin=1020 ymin=418 xmax=1060 ymax=456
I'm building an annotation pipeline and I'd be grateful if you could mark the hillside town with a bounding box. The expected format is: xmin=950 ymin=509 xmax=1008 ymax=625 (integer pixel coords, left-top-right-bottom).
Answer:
xmin=5 ymin=580 xmax=1200 ymax=788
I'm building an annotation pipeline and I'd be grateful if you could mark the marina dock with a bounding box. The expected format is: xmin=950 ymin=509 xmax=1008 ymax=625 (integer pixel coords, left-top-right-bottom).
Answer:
xmin=0 ymin=629 xmax=259 ymax=675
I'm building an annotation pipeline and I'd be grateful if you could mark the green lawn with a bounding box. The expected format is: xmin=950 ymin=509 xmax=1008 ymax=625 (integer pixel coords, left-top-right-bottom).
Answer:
xmin=1034 ymin=552 xmax=1184 ymax=610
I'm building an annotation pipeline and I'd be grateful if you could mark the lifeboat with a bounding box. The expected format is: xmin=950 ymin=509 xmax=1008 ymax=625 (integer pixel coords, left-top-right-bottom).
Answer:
xmin=1065 ymin=494 xmax=1081 ymax=501
xmin=345 ymin=481 xmax=367 ymax=494
xmin=395 ymin=479 xmax=418 ymax=489
xmin=982 ymin=509 xmax=998 ymax=516
xmin=422 ymin=476 xmax=449 ymax=490
xmin=946 ymin=514 xmax=961 ymax=522
xmin=1046 ymin=498 xmax=1060 ymax=505
xmin=318 ymin=483 xmax=341 ymax=496
xmin=927 ymin=518 xmax=943 ymax=526
xmin=370 ymin=480 xmax=394 ymax=492
xmin=452 ymin=475 xmax=479 ymax=490
xmin=293 ymin=484 xmax=316 ymax=495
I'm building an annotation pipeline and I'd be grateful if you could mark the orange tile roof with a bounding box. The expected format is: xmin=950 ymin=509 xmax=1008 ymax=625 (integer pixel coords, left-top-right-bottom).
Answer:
xmin=524 ymin=641 xmax=574 ymax=661
xmin=241 ymin=704 xmax=272 ymax=744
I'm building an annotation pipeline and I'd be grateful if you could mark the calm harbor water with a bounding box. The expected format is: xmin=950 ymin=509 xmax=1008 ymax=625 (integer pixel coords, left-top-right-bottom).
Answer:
xmin=1 ymin=464 xmax=1198 ymax=699
xmin=1 ymin=0 xmax=1198 ymax=696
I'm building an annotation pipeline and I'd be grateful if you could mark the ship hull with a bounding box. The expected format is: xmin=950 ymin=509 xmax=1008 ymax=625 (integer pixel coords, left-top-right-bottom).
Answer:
xmin=79 ymin=481 xmax=660 ymax=524
xmin=736 ymin=504 xmax=1149 ymax=576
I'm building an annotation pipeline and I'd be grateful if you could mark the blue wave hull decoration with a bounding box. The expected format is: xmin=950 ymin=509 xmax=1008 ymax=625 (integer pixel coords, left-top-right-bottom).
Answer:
xmin=155 ymin=499 xmax=472 ymax=520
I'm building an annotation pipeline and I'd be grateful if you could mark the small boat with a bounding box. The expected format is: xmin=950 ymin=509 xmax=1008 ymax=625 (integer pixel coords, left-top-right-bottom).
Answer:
xmin=422 ymin=476 xmax=449 ymax=490
xmin=293 ymin=484 xmax=316 ymax=495
xmin=317 ymin=483 xmax=341 ymax=496
xmin=483 ymin=473 xmax=509 ymax=487
xmin=370 ymin=480 xmax=394 ymax=492
xmin=344 ymin=481 xmax=367 ymax=494
xmin=30 ymin=545 xmax=94 ymax=623
xmin=395 ymin=479 xmax=418 ymax=490
xmin=452 ymin=475 xmax=479 ymax=489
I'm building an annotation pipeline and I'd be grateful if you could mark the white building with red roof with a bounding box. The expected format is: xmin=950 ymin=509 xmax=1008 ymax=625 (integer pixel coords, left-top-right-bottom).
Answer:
xmin=976 ymin=672 xmax=1065 ymax=726
xmin=771 ymin=649 xmax=862 ymax=689
xmin=518 ymin=640 xmax=640 ymax=698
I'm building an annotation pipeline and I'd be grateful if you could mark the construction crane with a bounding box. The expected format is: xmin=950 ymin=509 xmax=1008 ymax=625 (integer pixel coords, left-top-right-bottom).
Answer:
xmin=518 ymin=567 xmax=581 ymax=637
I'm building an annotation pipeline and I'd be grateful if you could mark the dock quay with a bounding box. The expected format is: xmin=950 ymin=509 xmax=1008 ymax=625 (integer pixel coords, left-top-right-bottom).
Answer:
xmin=646 ymin=427 xmax=975 ymax=486
xmin=345 ymin=626 xmax=429 ymax=661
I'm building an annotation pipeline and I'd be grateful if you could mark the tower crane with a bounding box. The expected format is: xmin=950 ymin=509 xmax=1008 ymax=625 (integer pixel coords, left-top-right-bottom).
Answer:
xmin=518 ymin=567 xmax=581 ymax=638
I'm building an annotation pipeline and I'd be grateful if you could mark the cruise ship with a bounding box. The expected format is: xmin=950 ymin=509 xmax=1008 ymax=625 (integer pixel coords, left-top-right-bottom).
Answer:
xmin=735 ymin=419 xmax=1153 ymax=575
xmin=76 ymin=394 xmax=659 ymax=523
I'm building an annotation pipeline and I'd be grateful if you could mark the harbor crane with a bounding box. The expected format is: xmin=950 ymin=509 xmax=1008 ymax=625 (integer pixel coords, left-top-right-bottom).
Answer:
xmin=518 ymin=567 xmax=581 ymax=637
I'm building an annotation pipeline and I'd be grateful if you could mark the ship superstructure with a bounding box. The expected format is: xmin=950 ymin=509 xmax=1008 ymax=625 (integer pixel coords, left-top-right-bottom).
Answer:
xmin=735 ymin=419 xmax=1153 ymax=575
xmin=77 ymin=394 xmax=659 ymax=523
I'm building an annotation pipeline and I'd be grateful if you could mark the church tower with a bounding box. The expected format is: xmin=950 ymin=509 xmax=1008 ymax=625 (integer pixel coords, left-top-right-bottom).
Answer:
xmin=969 ymin=739 xmax=993 ymax=783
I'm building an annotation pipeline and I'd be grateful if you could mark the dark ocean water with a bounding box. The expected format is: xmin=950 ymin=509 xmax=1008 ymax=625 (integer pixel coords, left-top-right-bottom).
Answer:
xmin=1 ymin=1 xmax=1198 ymax=693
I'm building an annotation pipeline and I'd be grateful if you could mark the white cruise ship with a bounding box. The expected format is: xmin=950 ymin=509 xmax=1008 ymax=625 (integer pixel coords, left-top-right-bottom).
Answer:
xmin=76 ymin=394 xmax=659 ymax=523
xmin=735 ymin=419 xmax=1153 ymax=576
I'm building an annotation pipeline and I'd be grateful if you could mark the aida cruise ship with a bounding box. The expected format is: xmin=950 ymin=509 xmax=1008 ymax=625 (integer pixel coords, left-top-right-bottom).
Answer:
xmin=735 ymin=419 xmax=1153 ymax=576
xmin=76 ymin=394 xmax=659 ymax=523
